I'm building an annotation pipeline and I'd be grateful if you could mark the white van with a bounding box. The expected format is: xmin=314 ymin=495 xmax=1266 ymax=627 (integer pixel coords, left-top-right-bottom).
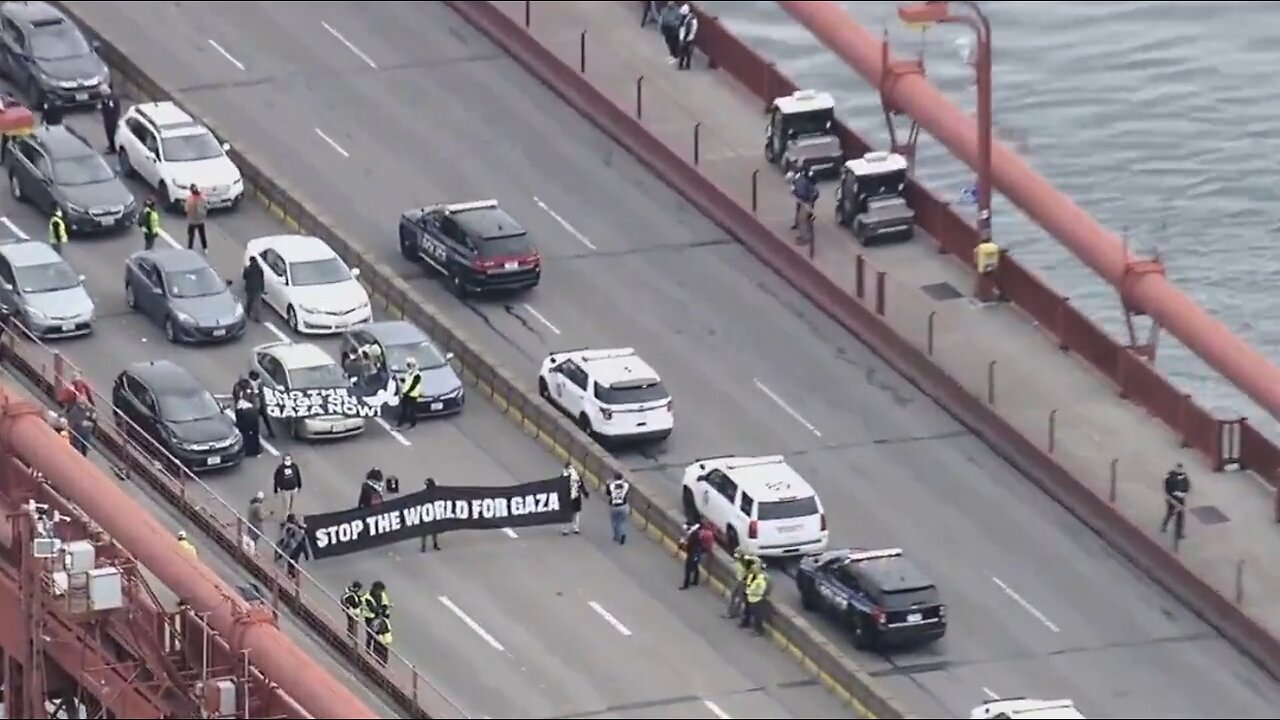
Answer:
xmin=970 ymin=699 xmax=1085 ymax=719
xmin=681 ymin=455 xmax=828 ymax=557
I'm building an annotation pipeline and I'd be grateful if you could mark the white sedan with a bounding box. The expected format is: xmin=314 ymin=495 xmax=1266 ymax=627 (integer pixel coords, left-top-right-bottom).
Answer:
xmin=243 ymin=234 xmax=372 ymax=335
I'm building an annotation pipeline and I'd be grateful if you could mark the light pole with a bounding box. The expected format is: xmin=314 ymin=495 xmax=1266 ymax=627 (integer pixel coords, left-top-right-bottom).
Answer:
xmin=898 ymin=1 xmax=993 ymax=241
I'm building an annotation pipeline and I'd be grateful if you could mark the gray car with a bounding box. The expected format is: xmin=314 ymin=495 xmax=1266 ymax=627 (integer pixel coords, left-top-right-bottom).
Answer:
xmin=124 ymin=248 xmax=245 ymax=344
xmin=339 ymin=320 xmax=464 ymax=417
xmin=8 ymin=124 xmax=138 ymax=234
xmin=0 ymin=237 xmax=93 ymax=338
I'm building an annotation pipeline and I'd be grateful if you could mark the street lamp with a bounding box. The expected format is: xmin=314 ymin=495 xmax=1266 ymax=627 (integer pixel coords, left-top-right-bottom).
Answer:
xmin=898 ymin=1 xmax=993 ymax=241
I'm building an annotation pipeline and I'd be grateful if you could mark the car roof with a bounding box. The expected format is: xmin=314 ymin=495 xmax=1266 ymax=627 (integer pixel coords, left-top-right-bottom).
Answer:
xmin=137 ymin=247 xmax=210 ymax=273
xmin=262 ymin=341 xmax=335 ymax=370
xmin=843 ymin=549 xmax=934 ymax=593
xmin=562 ymin=347 xmax=660 ymax=388
xmin=774 ymin=89 xmax=836 ymax=115
xmin=32 ymin=124 xmax=94 ymax=158
xmin=4 ymin=1 xmax=67 ymax=25
xmin=452 ymin=203 xmax=526 ymax=240
xmin=973 ymin=699 xmax=1084 ymax=719
xmin=703 ymin=456 xmax=816 ymax=501
xmin=0 ymin=239 xmax=64 ymax=268
xmin=131 ymin=101 xmax=206 ymax=137
xmin=250 ymin=235 xmax=337 ymax=262
xmin=359 ymin=320 xmax=427 ymax=346
xmin=124 ymin=360 xmax=204 ymax=395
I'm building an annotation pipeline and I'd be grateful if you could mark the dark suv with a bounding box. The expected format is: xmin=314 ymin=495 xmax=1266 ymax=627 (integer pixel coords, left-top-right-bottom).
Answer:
xmin=399 ymin=199 xmax=541 ymax=298
xmin=0 ymin=1 xmax=109 ymax=107
xmin=8 ymin=124 xmax=137 ymax=233
xmin=112 ymin=360 xmax=244 ymax=473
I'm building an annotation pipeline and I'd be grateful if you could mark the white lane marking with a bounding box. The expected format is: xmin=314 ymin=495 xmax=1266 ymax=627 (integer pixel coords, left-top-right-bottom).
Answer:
xmin=0 ymin=216 xmax=28 ymax=239
xmin=522 ymin=304 xmax=561 ymax=335
xmin=207 ymin=39 xmax=246 ymax=71
xmin=438 ymin=596 xmax=505 ymax=652
xmin=157 ymin=227 xmax=182 ymax=249
xmin=533 ymin=196 xmax=597 ymax=250
xmin=502 ymin=527 xmax=519 ymax=539
xmin=992 ymin=577 xmax=1060 ymax=633
xmin=752 ymin=378 xmax=822 ymax=437
xmin=263 ymin=321 xmax=290 ymax=343
xmin=375 ymin=417 xmax=412 ymax=446
xmin=321 ymin=21 xmax=379 ymax=69
xmin=314 ymin=128 xmax=350 ymax=158
xmin=703 ymin=700 xmax=732 ymax=719
xmin=221 ymin=409 xmax=280 ymax=456
xmin=587 ymin=600 xmax=632 ymax=636
xmin=981 ymin=687 xmax=1000 ymax=700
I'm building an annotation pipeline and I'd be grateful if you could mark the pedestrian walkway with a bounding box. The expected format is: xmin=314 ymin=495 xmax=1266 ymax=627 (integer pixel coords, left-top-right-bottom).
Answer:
xmin=492 ymin=0 xmax=1280 ymax=639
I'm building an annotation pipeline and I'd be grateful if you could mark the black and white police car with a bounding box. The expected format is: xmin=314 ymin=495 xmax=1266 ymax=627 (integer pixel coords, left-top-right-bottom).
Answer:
xmin=681 ymin=455 xmax=827 ymax=557
xmin=538 ymin=347 xmax=672 ymax=444
xmin=970 ymin=698 xmax=1084 ymax=719
xmin=398 ymin=199 xmax=541 ymax=298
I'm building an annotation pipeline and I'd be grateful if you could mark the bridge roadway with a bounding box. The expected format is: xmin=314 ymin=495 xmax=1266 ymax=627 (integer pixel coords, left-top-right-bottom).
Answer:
xmin=57 ymin=2 xmax=1280 ymax=718
xmin=0 ymin=365 xmax=403 ymax=718
xmin=0 ymin=104 xmax=849 ymax=720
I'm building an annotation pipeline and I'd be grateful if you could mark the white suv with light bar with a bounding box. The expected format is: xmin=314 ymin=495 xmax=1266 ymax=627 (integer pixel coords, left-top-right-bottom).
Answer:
xmin=970 ymin=698 xmax=1084 ymax=719
xmin=538 ymin=347 xmax=673 ymax=443
xmin=681 ymin=455 xmax=828 ymax=558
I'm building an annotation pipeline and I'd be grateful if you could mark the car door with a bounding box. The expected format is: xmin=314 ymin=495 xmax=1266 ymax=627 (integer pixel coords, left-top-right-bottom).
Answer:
xmin=12 ymin=138 xmax=51 ymax=209
xmin=135 ymin=122 xmax=164 ymax=188
xmin=258 ymin=249 xmax=288 ymax=312
xmin=700 ymin=469 xmax=738 ymax=533
xmin=418 ymin=212 xmax=452 ymax=269
xmin=550 ymin=359 xmax=587 ymax=415
xmin=119 ymin=374 xmax=160 ymax=440
xmin=0 ymin=18 xmax=33 ymax=88
xmin=0 ymin=254 xmax=19 ymax=317
xmin=132 ymin=258 xmax=165 ymax=322
xmin=257 ymin=353 xmax=288 ymax=391
xmin=119 ymin=117 xmax=155 ymax=184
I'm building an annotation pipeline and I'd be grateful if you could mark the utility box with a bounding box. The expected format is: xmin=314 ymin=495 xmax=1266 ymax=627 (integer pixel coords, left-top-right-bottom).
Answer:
xmin=87 ymin=567 xmax=123 ymax=611
xmin=197 ymin=678 xmax=238 ymax=718
xmin=63 ymin=540 xmax=96 ymax=573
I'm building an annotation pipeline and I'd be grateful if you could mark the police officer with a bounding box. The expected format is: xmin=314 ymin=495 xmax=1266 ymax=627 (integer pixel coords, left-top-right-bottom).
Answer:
xmin=606 ymin=472 xmax=630 ymax=545
xmin=99 ymin=92 xmax=120 ymax=153
xmin=369 ymin=605 xmax=393 ymax=665
xmin=1161 ymin=462 xmax=1191 ymax=540
xmin=48 ymin=207 xmax=68 ymax=256
xmin=724 ymin=549 xmax=756 ymax=619
xmin=360 ymin=585 xmax=380 ymax=652
xmin=395 ymin=357 xmax=423 ymax=429
xmin=364 ymin=581 xmax=392 ymax=651
xmin=340 ymin=580 xmax=364 ymax=642
xmin=739 ymin=562 xmax=769 ymax=634
xmin=138 ymin=197 xmax=160 ymax=250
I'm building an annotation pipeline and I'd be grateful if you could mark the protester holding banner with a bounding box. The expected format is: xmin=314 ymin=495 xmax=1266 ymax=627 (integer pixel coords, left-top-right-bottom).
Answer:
xmin=606 ymin=472 xmax=631 ymax=545
xmin=273 ymin=455 xmax=302 ymax=518
xmin=420 ymin=477 xmax=441 ymax=552
xmin=232 ymin=376 xmax=262 ymax=457
xmin=561 ymin=463 xmax=587 ymax=536
xmin=358 ymin=468 xmax=385 ymax=509
xmin=277 ymin=514 xmax=310 ymax=581
xmin=247 ymin=371 xmax=276 ymax=439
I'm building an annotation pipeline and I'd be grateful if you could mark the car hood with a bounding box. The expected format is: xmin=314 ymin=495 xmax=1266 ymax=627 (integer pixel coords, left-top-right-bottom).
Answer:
xmin=171 ymin=291 xmax=241 ymax=326
xmin=404 ymin=364 xmax=463 ymax=398
xmin=60 ymin=180 xmax=134 ymax=212
xmin=288 ymin=281 xmax=368 ymax=314
xmin=164 ymin=414 xmax=237 ymax=445
xmin=23 ymin=285 xmax=93 ymax=320
xmin=166 ymin=156 xmax=241 ymax=188
xmin=34 ymin=54 xmax=106 ymax=83
xmin=787 ymin=134 xmax=842 ymax=161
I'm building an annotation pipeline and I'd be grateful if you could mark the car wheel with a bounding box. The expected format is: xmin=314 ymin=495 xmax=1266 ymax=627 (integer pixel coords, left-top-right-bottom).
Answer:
xmin=764 ymin=136 xmax=778 ymax=164
xmin=125 ymin=282 xmax=136 ymax=309
xmin=449 ymin=272 xmax=467 ymax=299
xmin=164 ymin=317 xmax=177 ymax=343
xmin=726 ymin=526 xmax=740 ymax=554
xmin=9 ymin=171 xmax=21 ymax=202
xmin=399 ymin=234 xmax=418 ymax=261
xmin=537 ymin=376 xmax=551 ymax=401
xmin=682 ymin=486 xmax=700 ymax=523
xmin=577 ymin=413 xmax=593 ymax=438
xmin=286 ymin=305 xmax=299 ymax=332
xmin=290 ymin=418 xmax=303 ymax=440
xmin=159 ymin=182 xmax=178 ymax=213
xmin=118 ymin=150 xmax=134 ymax=178
xmin=852 ymin=616 xmax=876 ymax=651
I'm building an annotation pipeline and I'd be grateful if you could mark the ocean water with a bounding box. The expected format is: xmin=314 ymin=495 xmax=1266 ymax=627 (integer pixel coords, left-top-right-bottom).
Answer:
xmin=703 ymin=0 xmax=1280 ymax=433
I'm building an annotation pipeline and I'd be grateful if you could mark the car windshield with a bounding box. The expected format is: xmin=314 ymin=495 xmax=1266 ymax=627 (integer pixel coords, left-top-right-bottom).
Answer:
xmin=593 ymin=380 xmax=669 ymax=405
xmin=758 ymin=497 xmax=820 ymax=520
xmin=157 ymin=390 xmax=220 ymax=424
xmin=165 ymin=267 xmax=224 ymax=299
xmin=289 ymin=363 xmax=347 ymax=389
xmin=161 ymin=131 xmax=223 ymax=162
xmin=288 ymin=258 xmax=350 ymax=287
xmin=476 ymin=236 xmax=533 ymax=258
xmin=13 ymin=261 xmax=79 ymax=294
xmin=29 ymin=23 xmax=92 ymax=61
xmin=52 ymin=154 xmax=115 ymax=186
xmin=385 ymin=340 xmax=446 ymax=371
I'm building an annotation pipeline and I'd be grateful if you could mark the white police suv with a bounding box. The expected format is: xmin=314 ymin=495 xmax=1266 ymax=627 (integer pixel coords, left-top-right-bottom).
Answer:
xmin=970 ymin=699 xmax=1084 ymax=719
xmin=538 ymin=347 xmax=673 ymax=443
xmin=681 ymin=455 xmax=828 ymax=558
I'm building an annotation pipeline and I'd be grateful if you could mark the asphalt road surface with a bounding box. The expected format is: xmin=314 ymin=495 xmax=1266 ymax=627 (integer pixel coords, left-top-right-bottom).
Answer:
xmin=60 ymin=1 xmax=1280 ymax=717
xmin=0 ymin=94 xmax=851 ymax=720
xmin=0 ymin=365 xmax=406 ymax=719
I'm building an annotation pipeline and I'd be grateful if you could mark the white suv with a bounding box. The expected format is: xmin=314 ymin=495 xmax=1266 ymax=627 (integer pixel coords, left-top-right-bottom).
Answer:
xmin=115 ymin=101 xmax=244 ymax=211
xmin=970 ymin=699 xmax=1084 ymax=719
xmin=681 ymin=455 xmax=828 ymax=558
xmin=538 ymin=347 xmax=673 ymax=443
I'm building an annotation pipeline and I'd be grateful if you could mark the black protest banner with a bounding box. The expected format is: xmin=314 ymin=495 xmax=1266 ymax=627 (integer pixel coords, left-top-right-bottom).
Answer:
xmin=261 ymin=386 xmax=382 ymax=420
xmin=304 ymin=476 xmax=571 ymax=559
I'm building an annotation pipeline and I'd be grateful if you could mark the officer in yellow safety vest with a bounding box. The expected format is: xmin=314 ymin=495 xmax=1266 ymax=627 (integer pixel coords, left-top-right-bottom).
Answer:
xmin=739 ymin=563 xmax=769 ymax=634
xmin=369 ymin=605 xmax=393 ymax=665
xmin=973 ymin=237 xmax=1001 ymax=302
xmin=725 ymin=549 xmax=756 ymax=619
xmin=341 ymin=580 xmax=364 ymax=642
xmin=176 ymin=530 xmax=197 ymax=560
xmin=138 ymin=197 xmax=160 ymax=251
xmin=395 ymin=357 xmax=423 ymax=429
xmin=48 ymin=208 xmax=68 ymax=255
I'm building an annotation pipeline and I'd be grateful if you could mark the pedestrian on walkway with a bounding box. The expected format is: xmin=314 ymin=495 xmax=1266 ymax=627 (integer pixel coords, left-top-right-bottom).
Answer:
xmin=245 ymin=491 xmax=266 ymax=554
xmin=1160 ymin=462 xmax=1191 ymax=540
xmin=676 ymin=4 xmax=698 ymax=70
xmin=561 ymin=463 xmax=587 ymax=535
xmin=659 ymin=2 xmax=683 ymax=63
xmin=641 ymin=0 xmax=667 ymax=27
xmin=420 ymin=477 xmax=441 ymax=552
xmin=138 ymin=197 xmax=160 ymax=250
xmin=341 ymin=580 xmax=364 ymax=643
xmin=606 ymin=472 xmax=630 ymax=545
xmin=176 ymin=530 xmax=198 ymax=560
xmin=48 ymin=207 xmax=67 ymax=256
xmin=242 ymin=255 xmax=264 ymax=321
xmin=273 ymin=454 xmax=301 ymax=518
xmin=66 ymin=395 xmax=94 ymax=457
xmin=185 ymin=185 xmax=208 ymax=251
xmin=277 ymin=514 xmax=310 ymax=581
xmin=99 ymin=92 xmax=120 ymax=153
xmin=973 ymin=232 xmax=1002 ymax=302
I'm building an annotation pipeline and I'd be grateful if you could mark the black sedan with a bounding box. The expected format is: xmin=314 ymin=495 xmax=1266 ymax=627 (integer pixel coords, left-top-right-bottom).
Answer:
xmin=0 ymin=1 xmax=109 ymax=107
xmin=124 ymin=248 xmax=246 ymax=343
xmin=112 ymin=360 xmax=244 ymax=473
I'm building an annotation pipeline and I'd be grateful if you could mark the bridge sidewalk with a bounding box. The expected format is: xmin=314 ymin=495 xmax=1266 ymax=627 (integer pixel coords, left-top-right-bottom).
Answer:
xmin=493 ymin=0 xmax=1280 ymax=637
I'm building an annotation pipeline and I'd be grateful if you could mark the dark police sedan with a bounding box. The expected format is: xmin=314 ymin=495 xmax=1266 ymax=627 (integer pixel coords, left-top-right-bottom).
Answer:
xmin=796 ymin=547 xmax=946 ymax=651
xmin=111 ymin=360 xmax=243 ymax=473
xmin=124 ymin=248 xmax=245 ymax=344
xmin=339 ymin=320 xmax=464 ymax=418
